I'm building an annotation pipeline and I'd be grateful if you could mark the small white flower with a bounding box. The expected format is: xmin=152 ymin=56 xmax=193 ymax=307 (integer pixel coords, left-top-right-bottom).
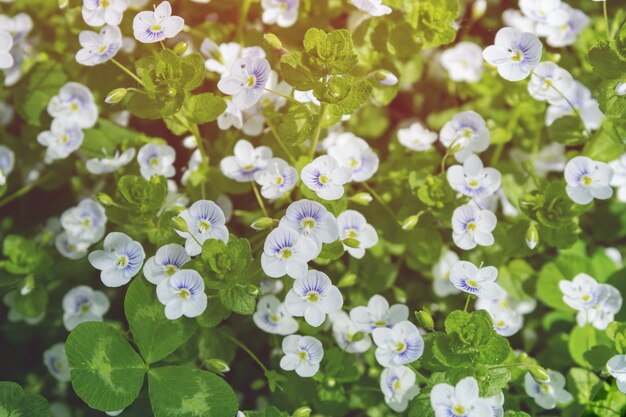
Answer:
xmin=143 ymin=243 xmax=190 ymax=285
xmin=397 ymin=122 xmax=438 ymax=152
xmin=279 ymin=199 xmax=339 ymax=249
xmin=609 ymin=153 xmax=626 ymax=202
xmin=0 ymin=30 xmax=14 ymax=70
xmin=502 ymin=9 xmax=537 ymax=33
xmin=527 ymin=62 xmax=573 ymax=103
xmin=327 ymin=133 xmax=379 ymax=182
xmin=432 ymin=249 xmax=461 ymax=297
xmin=349 ymin=0 xmax=392 ymax=16
xmin=82 ymin=0 xmax=129 ymax=27
xmin=253 ymin=295 xmax=299 ymax=335
xmin=451 ymin=203 xmax=497 ymax=250
xmin=564 ymin=156 xmax=613 ymax=205
xmin=133 ymin=1 xmax=184 ymax=44
xmin=0 ymin=13 xmax=33 ymax=44
xmin=200 ymin=40 xmax=265 ymax=76
xmin=301 ymin=155 xmax=352 ymax=200
xmin=217 ymin=99 xmax=244 ymax=131
xmin=43 ymin=343 xmax=70 ymax=382
xmin=519 ymin=0 xmax=568 ymax=26
xmin=440 ymin=42 xmax=484 ymax=83
xmin=559 ymin=273 xmax=622 ymax=330
xmin=37 ymin=119 xmax=84 ymax=162
xmin=330 ymin=311 xmax=372 ymax=353
xmin=175 ymin=200 xmax=229 ymax=257
xmin=62 ymin=285 xmax=110 ymax=331
xmin=372 ymin=320 xmax=424 ymax=367
xmin=380 ymin=366 xmax=420 ymax=412
xmin=616 ymin=82 xmax=626 ymax=97
xmin=374 ymin=70 xmax=398 ymax=86
xmin=60 ymin=199 xmax=107 ymax=245
xmin=337 ymin=210 xmax=379 ymax=258
xmin=350 ymin=294 xmax=409 ymax=333
xmin=0 ymin=144 xmax=15 ymax=185
xmin=524 ymin=370 xmax=572 ymax=409
xmin=3 ymin=291 xmax=44 ymax=325
xmin=450 ymin=261 xmax=504 ymax=300
xmin=536 ymin=4 xmax=589 ymax=48
xmin=439 ymin=111 xmax=490 ymax=162
xmin=260 ymin=277 xmax=284 ymax=295
xmin=294 ymin=89 xmax=320 ymax=106
xmin=55 ymin=232 xmax=90 ymax=260
xmin=181 ymin=149 xmax=202 ymax=185
xmin=477 ymin=301 xmax=524 ymax=337
xmin=279 ymin=334 xmax=324 ymax=377
xmin=485 ymin=392 xmax=505 ymax=417
xmin=47 ymin=82 xmax=98 ymax=129
xmin=431 ymin=377 xmax=495 ymax=417
xmin=217 ymin=57 xmax=272 ymax=110
xmin=88 ymin=232 xmax=146 ymax=287
xmin=137 ymin=143 xmax=176 ymax=179
xmin=156 ymin=269 xmax=208 ymax=320
xmin=220 ymin=139 xmax=272 ymax=182
xmin=580 ymin=284 xmax=621 ymax=330
xmin=85 ymin=148 xmax=135 ymax=175
xmin=285 ymin=269 xmax=343 ymax=327
xmin=0 ymin=100 xmax=14 ymax=126
xmin=254 ymin=158 xmax=298 ymax=200
xmin=447 ymin=154 xmax=502 ymax=200
xmin=482 ymin=27 xmax=542 ymax=82
xmin=607 ymin=355 xmax=626 ymax=394
xmin=261 ymin=0 xmax=299 ymax=28
xmin=75 ymin=25 xmax=123 ymax=66
xmin=546 ymin=81 xmax=604 ymax=130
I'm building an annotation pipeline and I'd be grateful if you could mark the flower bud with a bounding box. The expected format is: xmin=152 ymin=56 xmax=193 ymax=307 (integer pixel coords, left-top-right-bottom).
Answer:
xmin=529 ymin=366 xmax=551 ymax=383
xmin=20 ymin=276 xmax=35 ymax=296
xmin=246 ymin=285 xmax=259 ymax=296
xmin=448 ymin=139 xmax=463 ymax=155
xmin=105 ymin=88 xmax=127 ymax=104
xmin=174 ymin=41 xmax=189 ymax=55
xmin=616 ymin=82 xmax=626 ymax=97
xmin=264 ymin=33 xmax=284 ymax=50
xmin=350 ymin=192 xmax=373 ymax=205
xmin=171 ymin=216 xmax=189 ymax=233
xmin=471 ymin=0 xmax=487 ymax=20
xmin=402 ymin=215 xmax=419 ymax=231
xmin=292 ymin=407 xmax=312 ymax=417
xmin=96 ymin=192 xmax=114 ymax=206
xmin=167 ymin=87 xmax=177 ymax=97
xmin=415 ymin=309 xmax=434 ymax=331
xmin=58 ymin=0 xmax=68 ymax=8
xmin=526 ymin=224 xmax=539 ymax=250
xmin=342 ymin=238 xmax=361 ymax=248
xmin=326 ymin=377 xmax=336 ymax=388
xmin=374 ymin=70 xmax=398 ymax=86
xmin=206 ymin=358 xmax=230 ymax=373
xmin=250 ymin=217 xmax=277 ymax=231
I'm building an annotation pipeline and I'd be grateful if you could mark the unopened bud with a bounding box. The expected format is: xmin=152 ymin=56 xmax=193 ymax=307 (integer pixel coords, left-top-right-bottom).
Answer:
xmin=174 ymin=41 xmax=188 ymax=55
xmin=250 ymin=217 xmax=277 ymax=231
xmin=20 ymin=276 xmax=35 ymax=296
xmin=172 ymin=216 xmax=189 ymax=233
xmin=206 ymin=358 xmax=230 ymax=373
xmin=530 ymin=366 xmax=551 ymax=383
xmin=264 ymin=33 xmax=283 ymax=50
xmin=526 ymin=224 xmax=539 ymax=250
xmin=96 ymin=192 xmax=114 ymax=206
xmin=326 ymin=377 xmax=336 ymax=388
xmin=105 ymin=88 xmax=127 ymax=104
xmin=342 ymin=238 xmax=361 ymax=248
xmin=616 ymin=82 xmax=626 ymax=97
xmin=292 ymin=406 xmax=312 ymax=417
xmin=374 ymin=70 xmax=398 ymax=86
xmin=58 ymin=0 xmax=68 ymax=8
xmin=415 ymin=309 xmax=434 ymax=331
xmin=402 ymin=215 xmax=419 ymax=231
xmin=350 ymin=192 xmax=373 ymax=205
xmin=448 ymin=140 xmax=463 ymax=154
xmin=246 ymin=285 xmax=259 ymax=296
xmin=471 ymin=0 xmax=487 ymax=20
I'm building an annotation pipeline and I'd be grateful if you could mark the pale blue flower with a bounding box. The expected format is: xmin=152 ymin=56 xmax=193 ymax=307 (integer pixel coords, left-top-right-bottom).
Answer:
xmin=88 ymin=232 xmax=146 ymax=287
xmin=143 ymin=243 xmax=190 ymax=285
xmin=175 ymin=200 xmax=229 ymax=256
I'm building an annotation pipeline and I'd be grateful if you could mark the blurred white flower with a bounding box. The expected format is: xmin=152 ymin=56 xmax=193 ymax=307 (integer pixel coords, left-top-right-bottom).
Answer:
xmin=564 ymin=156 xmax=613 ymax=205
xmin=133 ymin=0 xmax=184 ymax=43
xmin=440 ymin=42 xmax=484 ymax=83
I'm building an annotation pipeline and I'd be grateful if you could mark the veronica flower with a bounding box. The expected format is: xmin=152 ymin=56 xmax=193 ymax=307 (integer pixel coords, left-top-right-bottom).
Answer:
xmin=55 ymin=232 xmax=90 ymax=260
xmin=450 ymin=261 xmax=504 ymax=300
xmin=301 ymin=155 xmax=352 ymax=200
xmin=75 ymin=25 xmax=123 ymax=66
xmin=220 ymin=139 xmax=272 ymax=182
xmin=451 ymin=203 xmax=497 ymax=250
xmin=607 ymin=355 xmax=626 ymax=394
xmin=279 ymin=334 xmax=324 ymax=377
xmin=260 ymin=278 xmax=284 ymax=295
xmin=559 ymin=273 xmax=621 ymax=330
xmin=37 ymin=119 xmax=84 ymax=162
xmin=350 ymin=294 xmax=409 ymax=333
xmin=546 ymin=81 xmax=604 ymax=130
xmin=253 ymin=295 xmax=299 ymax=335
xmin=261 ymin=0 xmax=299 ymax=28
xmin=372 ymin=320 xmax=424 ymax=367
xmin=380 ymin=366 xmax=420 ymax=412
xmin=349 ymin=0 xmax=392 ymax=16
xmin=3 ymin=291 xmax=44 ymax=325
xmin=218 ymin=57 xmax=271 ymax=110
xmin=536 ymin=5 xmax=589 ymax=48
xmin=519 ymin=0 xmax=568 ymax=26
xmin=136 ymin=143 xmax=176 ymax=179
xmin=253 ymin=158 xmax=298 ymax=200
xmin=156 ymin=269 xmax=208 ymax=320
xmin=0 ymin=145 xmax=15 ymax=185
xmin=285 ymin=269 xmax=343 ymax=327
xmin=481 ymin=304 xmax=523 ymax=336
xmin=201 ymin=39 xmax=265 ymax=76
xmin=279 ymin=199 xmax=339 ymax=249
xmin=294 ymin=89 xmax=320 ymax=106
xmin=527 ymin=62 xmax=573 ymax=103
xmin=0 ymin=13 xmax=33 ymax=44
xmin=330 ymin=311 xmax=372 ymax=353
xmin=374 ymin=70 xmax=398 ymax=86
xmin=82 ymin=0 xmax=129 ymax=26
xmin=60 ymin=199 xmax=107 ymax=245
xmin=447 ymin=155 xmax=501 ymax=200
xmin=580 ymin=284 xmax=621 ymax=330
xmin=439 ymin=111 xmax=490 ymax=162
xmin=524 ymin=370 xmax=572 ymax=409
xmin=85 ymin=148 xmax=135 ymax=175
xmin=502 ymin=9 xmax=536 ymax=33
xmin=432 ymin=249 xmax=461 ymax=297
xmin=88 ymin=232 xmax=146 ymax=287
xmin=47 ymin=82 xmax=98 ymax=129
xmin=327 ymin=133 xmax=379 ymax=182
xmin=482 ymin=27 xmax=542 ymax=82
xmin=397 ymin=122 xmax=438 ymax=152
xmin=217 ymin=99 xmax=244 ymax=131
xmin=0 ymin=30 xmax=13 ymax=70
xmin=337 ymin=210 xmax=379 ymax=258
xmin=62 ymin=285 xmax=110 ymax=331
xmin=431 ymin=377 xmax=494 ymax=417
xmin=133 ymin=1 xmax=184 ymax=44
xmin=43 ymin=343 xmax=70 ymax=382
xmin=143 ymin=243 xmax=190 ymax=285
xmin=609 ymin=154 xmax=626 ymax=202
xmin=175 ymin=200 xmax=229 ymax=256
xmin=0 ymin=101 xmax=13 ymax=126
xmin=564 ymin=156 xmax=613 ymax=205
xmin=440 ymin=42 xmax=484 ymax=83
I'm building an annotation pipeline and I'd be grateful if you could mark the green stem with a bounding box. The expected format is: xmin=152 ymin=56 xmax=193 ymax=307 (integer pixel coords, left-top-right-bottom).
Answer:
xmin=407 ymin=364 xmax=430 ymax=386
xmin=264 ymin=88 xmax=310 ymax=111
xmin=463 ymin=294 xmax=472 ymax=312
xmin=183 ymin=24 xmax=207 ymax=40
xmin=0 ymin=175 xmax=50 ymax=209
xmin=363 ymin=182 xmax=396 ymax=219
xmin=237 ymin=0 xmax=253 ymax=45
xmin=220 ymin=331 xmax=269 ymax=374
xmin=266 ymin=118 xmax=297 ymax=164
xmin=309 ymin=103 xmax=327 ymax=159
xmin=603 ymin=1 xmax=610 ymax=41
xmin=111 ymin=58 xmax=144 ymax=86
xmin=440 ymin=151 xmax=450 ymax=173
xmin=251 ymin=182 xmax=269 ymax=217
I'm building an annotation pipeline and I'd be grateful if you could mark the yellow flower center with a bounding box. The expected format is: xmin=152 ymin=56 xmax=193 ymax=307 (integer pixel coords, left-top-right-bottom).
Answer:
xmin=280 ymin=248 xmax=292 ymax=259
xmin=246 ymin=75 xmax=257 ymax=88
xmin=82 ymin=217 xmax=92 ymax=228
xmin=298 ymin=350 xmax=308 ymax=360
xmin=302 ymin=218 xmax=316 ymax=230
xmin=393 ymin=379 xmax=402 ymax=390
xmin=60 ymin=134 xmax=70 ymax=144
xmin=80 ymin=304 xmax=90 ymax=314
xmin=319 ymin=175 xmax=329 ymax=184
xmin=149 ymin=156 xmax=159 ymax=167
xmin=116 ymin=256 xmax=128 ymax=268
xmin=178 ymin=289 xmax=191 ymax=300
xmin=98 ymin=44 xmax=108 ymax=54
xmin=467 ymin=179 xmax=480 ymax=188
xmin=461 ymin=128 xmax=474 ymax=139
xmin=101 ymin=0 xmax=110 ymax=7
xmin=452 ymin=405 xmax=466 ymax=416
xmin=581 ymin=175 xmax=592 ymax=186
xmin=540 ymin=383 xmax=552 ymax=394
xmin=466 ymin=279 xmax=478 ymax=288
xmin=511 ymin=50 xmax=523 ymax=62
xmin=467 ymin=222 xmax=477 ymax=232
xmin=243 ymin=164 xmax=255 ymax=171
xmin=198 ymin=219 xmax=212 ymax=233
xmin=394 ymin=342 xmax=407 ymax=353
xmin=150 ymin=25 xmax=162 ymax=33
xmin=306 ymin=291 xmax=319 ymax=302
xmin=349 ymin=158 xmax=360 ymax=169
xmin=279 ymin=2 xmax=287 ymax=10
xmin=70 ymin=102 xmax=79 ymax=112
xmin=496 ymin=320 xmax=506 ymax=328
xmin=274 ymin=176 xmax=284 ymax=185
xmin=374 ymin=320 xmax=387 ymax=327
xmin=269 ymin=315 xmax=280 ymax=323
xmin=346 ymin=229 xmax=358 ymax=239
xmin=582 ymin=294 xmax=591 ymax=302
xmin=164 ymin=265 xmax=178 ymax=276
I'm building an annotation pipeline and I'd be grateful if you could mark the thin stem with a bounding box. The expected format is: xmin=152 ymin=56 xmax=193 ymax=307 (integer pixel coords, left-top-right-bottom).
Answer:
xmin=603 ymin=1 xmax=610 ymax=41
xmin=0 ymin=175 xmax=50 ymax=209
xmin=236 ymin=0 xmax=253 ymax=45
xmin=220 ymin=331 xmax=269 ymax=374
xmin=363 ymin=182 xmax=396 ymax=219
xmin=263 ymin=88 xmax=310 ymax=111
xmin=463 ymin=293 xmax=472 ymax=312
xmin=407 ymin=364 xmax=430 ymax=386
xmin=111 ymin=58 xmax=144 ymax=86
xmin=266 ymin=118 xmax=297 ymax=164
xmin=183 ymin=24 xmax=207 ymax=40
xmin=440 ymin=152 xmax=449 ymax=173
xmin=251 ymin=182 xmax=269 ymax=217
xmin=309 ymin=103 xmax=327 ymax=159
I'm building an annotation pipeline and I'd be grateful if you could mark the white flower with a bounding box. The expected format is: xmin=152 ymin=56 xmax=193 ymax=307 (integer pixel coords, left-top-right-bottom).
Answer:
xmin=143 ymin=243 xmax=190 ymax=285
xmin=374 ymin=70 xmax=398 ymax=86
xmin=301 ymin=155 xmax=352 ymax=200
xmin=527 ymin=62 xmax=573 ymax=103
xmin=337 ymin=210 xmax=378 ymax=258
xmin=439 ymin=111 xmax=490 ymax=162
xmin=485 ymin=392 xmax=505 ymax=417
xmin=217 ymin=57 xmax=271 ymax=110
xmin=253 ymin=158 xmax=298 ymax=200
xmin=47 ymin=82 xmax=98 ymax=129
xmin=261 ymin=0 xmax=299 ymax=27
xmin=616 ymin=82 xmax=626 ymax=97
xmin=350 ymin=294 xmax=409 ymax=333
xmin=478 ymin=302 xmax=523 ymax=337
xmin=37 ymin=119 xmax=84 ymax=162
xmin=55 ymin=232 xmax=90 ymax=260
xmin=447 ymin=154 xmax=501 ymax=200
xmin=397 ymin=122 xmax=438 ymax=152
xmin=440 ymin=42 xmax=484 ymax=83
xmin=372 ymin=320 xmax=424 ymax=367
xmin=524 ymin=370 xmax=572 ymax=409
xmin=450 ymin=261 xmax=504 ymax=300
xmin=253 ymin=295 xmax=299 ymax=335
xmin=294 ymin=89 xmax=320 ymax=106
xmin=0 ymin=144 xmax=15 ymax=185
xmin=432 ymin=249 xmax=461 ymax=297
xmin=0 ymin=30 xmax=13 ymax=70
xmin=200 ymin=40 xmax=265 ymax=76
xmin=62 ymin=285 xmax=110 ymax=331
xmin=545 ymin=81 xmax=604 ymax=130
xmin=0 ymin=100 xmax=14 ymax=126
xmin=511 ymin=143 xmax=566 ymax=176
xmin=217 ymin=99 xmax=244 ymax=131
xmin=536 ymin=4 xmax=589 ymax=48
xmin=60 ymin=199 xmax=107 ymax=245
xmin=482 ymin=27 xmax=542 ymax=81
xmin=133 ymin=1 xmax=184 ymax=44
xmin=581 ymin=284 xmax=621 ymax=330
xmin=260 ymin=278 xmax=284 ymax=295
xmin=156 ymin=269 xmax=208 ymax=320
xmin=607 ymin=355 xmax=626 ymax=394
xmin=451 ymin=203 xmax=497 ymax=250
xmin=43 ymin=343 xmax=70 ymax=382
xmin=327 ymin=133 xmax=379 ymax=182
xmin=88 ymin=232 xmax=146 ymax=287
xmin=349 ymin=0 xmax=392 ymax=16
xmin=220 ymin=139 xmax=272 ymax=182
xmin=175 ymin=200 xmax=229 ymax=257
xmin=610 ymin=153 xmax=626 ymax=202
xmin=82 ymin=0 xmax=129 ymax=26
xmin=519 ymin=0 xmax=568 ymax=26
xmin=0 ymin=13 xmax=33 ymax=44
xmin=3 ymin=291 xmax=44 ymax=325
xmin=181 ymin=149 xmax=202 ymax=185
xmin=559 ymin=273 xmax=622 ymax=330
xmin=502 ymin=9 xmax=537 ymax=33
xmin=85 ymin=148 xmax=135 ymax=175
xmin=279 ymin=334 xmax=324 ymax=377
xmin=75 ymin=25 xmax=123 ymax=66
xmin=431 ymin=377 xmax=494 ymax=417
xmin=564 ymin=156 xmax=613 ymax=205
xmin=285 ymin=269 xmax=343 ymax=327
xmin=380 ymin=366 xmax=420 ymax=412
xmin=279 ymin=199 xmax=339 ymax=249
xmin=330 ymin=311 xmax=372 ymax=353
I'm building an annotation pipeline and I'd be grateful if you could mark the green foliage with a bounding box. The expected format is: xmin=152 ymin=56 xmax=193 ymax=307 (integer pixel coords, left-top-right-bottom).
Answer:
xmin=13 ymin=60 xmax=67 ymax=126
xmin=0 ymin=381 xmax=50 ymax=417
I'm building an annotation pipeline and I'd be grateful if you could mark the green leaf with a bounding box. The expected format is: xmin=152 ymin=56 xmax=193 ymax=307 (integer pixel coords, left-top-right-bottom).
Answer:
xmin=302 ymin=28 xmax=358 ymax=76
xmin=184 ymin=93 xmax=227 ymax=124
xmin=567 ymin=367 xmax=601 ymax=405
xmin=147 ymin=366 xmax=238 ymax=417
xmin=568 ymin=325 xmax=612 ymax=369
xmin=219 ymin=285 xmax=257 ymax=315
xmin=14 ymin=285 xmax=48 ymax=319
xmin=196 ymin=298 xmax=231 ymax=328
xmin=66 ymin=322 xmax=146 ymax=412
xmin=536 ymin=262 xmax=571 ymax=312
xmin=118 ymin=174 xmax=168 ymax=216
xmin=0 ymin=381 xmax=50 ymax=417
xmin=548 ymin=116 xmax=587 ymax=145
xmin=587 ymin=42 xmax=626 ymax=80
xmin=125 ymin=278 xmax=197 ymax=364
xmin=81 ymin=120 xmax=143 ymax=158
xmin=201 ymin=236 xmax=251 ymax=281
xmin=14 ymin=60 xmax=68 ymax=126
